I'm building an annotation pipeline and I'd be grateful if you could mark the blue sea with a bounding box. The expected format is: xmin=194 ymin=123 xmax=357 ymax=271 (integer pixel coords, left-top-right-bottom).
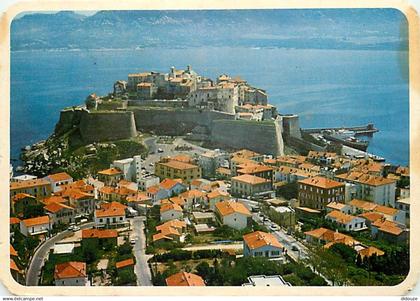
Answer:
xmin=10 ymin=47 xmax=409 ymax=166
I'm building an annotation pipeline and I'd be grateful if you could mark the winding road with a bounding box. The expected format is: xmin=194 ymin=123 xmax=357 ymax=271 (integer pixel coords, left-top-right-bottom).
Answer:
xmin=26 ymin=222 xmax=94 ymax=286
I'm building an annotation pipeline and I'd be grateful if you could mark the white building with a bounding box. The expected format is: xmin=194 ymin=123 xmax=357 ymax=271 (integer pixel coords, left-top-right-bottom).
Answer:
xmin=243 ymin=231 xmax=284 ymax=258
xmin=198 ymin=149 xmax=229 ymax=178
xmin=54 ymin=262 xmax=89 ymax=286
xmin=215 ymin=200 xmax=251 ymax=230
xmin=20 ymin=215 xmax=52 ymax=237
xmin=160 ymin=203 xmax=183 ymax=222
xmin=336 ymin=172 xmax=396 ymax=207
xmin=325 ymin=210 xmax=366 ymax=232
xmin=138 ymin=175 xmax=160 ymax=191
xmin=94 ymin=202 xmax=127 ymax=228
xmin=396 ymin=197 xmax=410 ymax=226
xmin=242 ymin=275 xmax=291 ymax=286
xmin=112 ymin=155 xmax=142 ymax=183
xmin=44 ymin=172 xmax=73 ymax=193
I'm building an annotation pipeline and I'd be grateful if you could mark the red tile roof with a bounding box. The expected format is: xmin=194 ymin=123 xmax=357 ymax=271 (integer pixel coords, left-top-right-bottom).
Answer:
xmin=82 ymin=228 xmax=118 ymax=239
xmin=115 ymin=258 xmax=134 ymax=269
xmin=46 ymin=172 xmax=72 ymax=182
xmin=54 ymin=261 xmax=86 ymax=280
xmin=22 ymin=215 xmax=50 ymax=227
xmin=165 ymin=272 xmax=205 ymax=286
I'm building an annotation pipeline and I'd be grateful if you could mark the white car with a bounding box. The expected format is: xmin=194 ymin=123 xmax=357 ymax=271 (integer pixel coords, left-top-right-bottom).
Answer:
xmin=130 ymin=238 xmax=137 ymax=245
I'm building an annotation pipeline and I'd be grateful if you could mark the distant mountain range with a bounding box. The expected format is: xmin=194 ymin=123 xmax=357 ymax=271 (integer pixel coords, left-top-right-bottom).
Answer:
xmin=11 ymin=9 xmax=408 ymax=51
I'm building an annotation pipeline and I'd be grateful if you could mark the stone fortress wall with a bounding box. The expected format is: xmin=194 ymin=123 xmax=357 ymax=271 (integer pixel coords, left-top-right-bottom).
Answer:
xmin=55 ymin=106 xmax=301 ymax=156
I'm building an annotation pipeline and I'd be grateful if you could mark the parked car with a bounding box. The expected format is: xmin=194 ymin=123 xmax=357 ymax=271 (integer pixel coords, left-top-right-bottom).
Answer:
xmin=130 ymin=238 xmax=137 ymax=245
xmin=157 ymin=148 xmax=164 ymax=153
xmin=292 ymin=245 xmax=299 ymax=251
xmin=72 ymin=226 xmax=80 ymax=232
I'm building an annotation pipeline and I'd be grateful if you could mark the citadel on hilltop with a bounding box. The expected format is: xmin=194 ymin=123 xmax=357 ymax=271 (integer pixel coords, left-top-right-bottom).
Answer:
xmin=67 ymin=65 xmax=302 ymax=157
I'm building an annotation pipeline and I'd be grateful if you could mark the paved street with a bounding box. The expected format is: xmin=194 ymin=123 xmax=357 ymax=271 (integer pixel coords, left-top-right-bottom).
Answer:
xmin=131 ymin=216 xmax=153 ymax=286
xmin=26 ymin=222 xmax=94 ymax=286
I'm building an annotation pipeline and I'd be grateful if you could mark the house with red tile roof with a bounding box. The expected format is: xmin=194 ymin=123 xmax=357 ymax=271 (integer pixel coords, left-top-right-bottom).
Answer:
xmin=44 ymin=202 xmax=75 ymax=225
xmin=215 ymin=200 xmax=251 ymax=230
xmin=206 ymin=189 xmax=231 ymax=210
xmin=54 ymin=261 xmax=88 ymax=286
xmin=10 ymin=258 xmax=24 ymax=284
xmin=243 ymin=231 xmax=284 ymax=258
xmin=165 ymin=272 xmax=205 ymax=286
xmin=10 ymin=193 xmax=39 ymax=216
xmin=97 ymin=167 xmax=123 ymax=187
xmin=146 ymin=178 xmax=187 ymax=205
xmin=94 ymin=202 xmax=128 ymax=228
xmin=160 ymin=203 xmax=183 ymax=222
xmin=81 ymin=229 xmax=118 ymax=249
xmin=20 ymin=215 xmax=51 ymax=237
xmin=325 ymin=210 xmax=366 ymax=232
xmin=44 ymin=172 xmax=73 ymax=193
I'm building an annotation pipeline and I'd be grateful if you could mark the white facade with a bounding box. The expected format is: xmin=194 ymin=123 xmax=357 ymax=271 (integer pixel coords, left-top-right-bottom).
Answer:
xmin=243 ymin=243 xmax=283 ymax=258
xmin=20 ymin=221 xmax=51 ymax=237
xmin=161 ymin=209 xmax=183 ymax=222
xmin=326 ymin=214 xmax=366 ymax=232
xmin=112 ymin=155 xmax=142 ymax=183
xmin=219 ymin=212 xmax=249 ymax=230
xmin=139 ymin=176 xmax=160 ymax=191
xmin=55 ymin=276 xmax=89 ymax=286
xmin=94 ymin=214 xmax=127 ymax=228
xmin=198 ymin=150 xmax=229 ymax=178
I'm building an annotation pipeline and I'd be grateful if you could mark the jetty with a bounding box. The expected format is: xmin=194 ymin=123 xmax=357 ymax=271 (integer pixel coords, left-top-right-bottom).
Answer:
xmin=301 ymin=123 xmax=378 ymax=135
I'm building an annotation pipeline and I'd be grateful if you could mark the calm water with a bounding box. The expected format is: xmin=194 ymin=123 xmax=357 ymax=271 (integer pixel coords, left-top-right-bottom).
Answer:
xmin=11 ymin=47 xmax=409 ymax=166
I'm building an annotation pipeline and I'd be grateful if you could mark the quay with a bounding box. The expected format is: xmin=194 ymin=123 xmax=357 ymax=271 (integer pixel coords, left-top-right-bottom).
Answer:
xmin=302 ymin=123 xmax=378 ymax=135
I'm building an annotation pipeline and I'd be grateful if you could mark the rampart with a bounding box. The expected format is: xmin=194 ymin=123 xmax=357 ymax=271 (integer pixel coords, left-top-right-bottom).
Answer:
xmin=210 ymin=120 xmax=281 ymax=155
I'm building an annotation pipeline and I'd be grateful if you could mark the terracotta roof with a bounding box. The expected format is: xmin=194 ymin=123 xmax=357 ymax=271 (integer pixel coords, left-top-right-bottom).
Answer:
xmin=59 ymin=180 xmax=94 ymax=193
xmin=216 ymin=167 xmax=231 ymax=175
xmin=163 ymin=196 xmax=186 ymax=207
xmin=12 ymin=193 xmax=36 ymax=203
xmin=46 ymin=172 xmax=72 ymax=182
xmin=160 ymin=203 xmax=182 ymax=213
xmin=243 ymin=231 xmax=283 ymax=250
xmin=231 ymin=149 xmax=261 ymax=159
xmin=349 ymin=199 xmax=377 ymax=211
xmin=307 ymin=151 xmax=337 ymax=159
xmin=115 ymin=258 xmax=134 ymax=269
xmin=95 ymin=202 xmax=126 ymax=218
xmin=215 ymin=201 xmax=251 ymax=217
xmin=232 ymin=174 xmax=270 ymax=185
xmin=159 ymin=225 xmax=181 ymax=236
xmin=165 ymin=272 xmax=205 ymax=286
xmin=126 ymin=192 xmax=152 ymax=203
xmin=180 ymin=189 xmax=205 ymax=199
xmin=82 ymin=228 xmax=118 ymax=239
xmin=152 ymin=232 xmax=173 ymax=242
xmin=10 ymin=179 xmax=50 ymax=190
xmin=358 ymin=246 xmax=385 ymax=259
xmin=54 ymin=261 xmax=86 ymax=280
xmin=10 ymin=259 xmax=20 ymax=273
xmin=170 ymin=154 xmax=193 ymax=163
xmin=10 ymin=245 xmax=18 ymax=257
xmin=42 ymin=196 xmax=68 ymax=205
xmin=305 ymin=227 xmax=358 ymax=246
xmin=207 ymin=189 xmax=230 ymax=199
xmin=237 ymin=164 xmax=273 ymax=175
xmin=298 ymin=176 xmax=344 ymax=189
xmin=326 ymin=210 xmax=356 ymax=224
xmin=159 ymin=160 xmax=199 ymax=170
xmin=372 ymin=219 xmax=404 ymax=236
xmin=98 ymin=168 xmax=122 ymax=176
xmin=60 ymin=189 xmax=94 ymax=200
xmin=336 ymin=172 xmax=395 ymax=186
xmin=22 ymin=215 xmax=50 ymax=227
xmin=10 ymin=217 xmax=21 ymax=225
xmin=160 ymin=178 xmax=184 ymax=190
xmin=374 ymin=205 xmax=398 ymax=216
xmin=44 ymin=202 xmax=74 ymax=214
xmin=99 ymin=186 xmax=115 ymax=194
xmin=326 ymin=202 xmax=347 ymax=211
xmin=156 ymin=220 xmax=186 ymax=232
xmin=358 ymin=212 xmax=384 ymax=222
xmin=146 ymin=185 xmax=160 ymax=195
